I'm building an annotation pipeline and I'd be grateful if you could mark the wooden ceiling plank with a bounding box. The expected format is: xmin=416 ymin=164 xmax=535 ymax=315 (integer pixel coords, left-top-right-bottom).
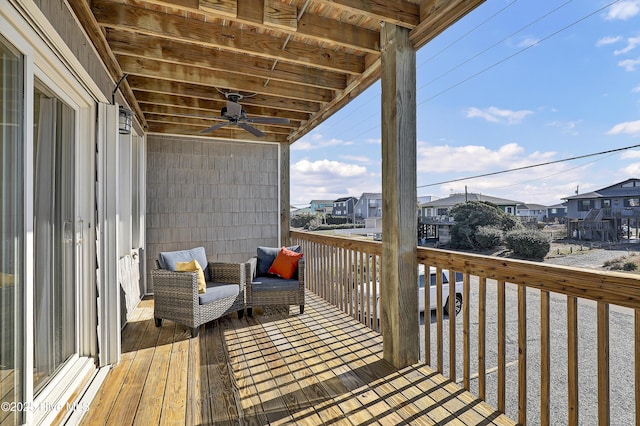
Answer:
xmin=263 ymin=0 xmax=297 ymax=31
xmin=135 ymin=93 xmax=313 ymax=121
xmin=410 ymin=0 xmax=485 ymax=49
xmin=199 ymin=0 xmax=237 ymax=18
xmin=147 ymin=122 xmax=289 ymax=143
xmin=297 ymin=13 xmax=379 ymax=53
xmin=128 ymin=76 xmax=320 ymax=115
xmin=141 ymin=102 xmax=299 ymax=125
xmin=146 ymin=114 xmax=293 ymax=134
xmin=115 ymin=55 xmax=335 ymax=103
xmin=313 ymin=0 xmax=420 ymax=28
xmin=136 ymin=92 xmax=307 ymax=123
xmin=91 ymin=0 xmax=365 ymax=75
xmin=106 ymin=30 xmax=346 ymax=90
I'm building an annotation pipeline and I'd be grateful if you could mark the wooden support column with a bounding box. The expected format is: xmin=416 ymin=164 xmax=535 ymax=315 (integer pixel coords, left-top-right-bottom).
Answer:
xmin=280 ymin=142 xmax=291 ymax=246
xmin=380 ymin=22 xmax=418 ymax=368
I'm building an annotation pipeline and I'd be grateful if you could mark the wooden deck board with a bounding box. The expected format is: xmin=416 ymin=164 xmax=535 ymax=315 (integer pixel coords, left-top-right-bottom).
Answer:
xmin=80 ymin=292 xmax=515 ymax=425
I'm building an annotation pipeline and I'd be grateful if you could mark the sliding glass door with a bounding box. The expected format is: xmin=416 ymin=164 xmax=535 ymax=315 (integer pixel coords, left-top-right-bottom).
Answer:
xmin=0 ymin=34 xmax=24 ymax=426
xmin=32 ymin=84 xmax=76 ymax=393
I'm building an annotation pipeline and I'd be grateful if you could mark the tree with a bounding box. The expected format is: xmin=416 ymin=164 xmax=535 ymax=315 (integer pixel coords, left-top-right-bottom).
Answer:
xmin=449 ymin=201 xmax=522 ymax=249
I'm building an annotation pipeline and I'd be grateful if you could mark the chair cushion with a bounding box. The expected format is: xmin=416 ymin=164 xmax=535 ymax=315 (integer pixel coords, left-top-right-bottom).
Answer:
xmin=268 ymin=247 xmax=303 ymax=279
xmin=175 ymin=259 xmax=206 ymax=294
xmin=198 ymin=282 xmax=239 ymax=305
xmin=252 ymin=276 xmax=300 ymax=291
xmin=256 ymin=245 xmax=300 ymax=276
xmin=158 ymin=247 xmax=210 ymax=281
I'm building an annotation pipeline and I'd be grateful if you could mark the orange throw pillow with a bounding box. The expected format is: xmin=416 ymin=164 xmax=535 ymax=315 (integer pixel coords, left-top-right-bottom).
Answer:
xmin=268 ymin=246 xmax=303 ymax=279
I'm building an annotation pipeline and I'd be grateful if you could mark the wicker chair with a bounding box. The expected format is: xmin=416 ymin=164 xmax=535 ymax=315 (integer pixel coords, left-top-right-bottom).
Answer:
xmin=152 ymin=261 xmax=246 ymax=337
xmin=245 ymin=256 xmax=305 ymax=317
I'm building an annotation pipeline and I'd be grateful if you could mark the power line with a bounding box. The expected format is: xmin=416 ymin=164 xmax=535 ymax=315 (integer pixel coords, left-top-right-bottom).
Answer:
xmin=417 ymin=144 xmax=640 ymax=188
xmin=418 ymin=0 xmax=621 ymax=104
xmin=416 ymin=0 xmax=521 ymax=70
xmin=417 ymin=0 xmax=574 ymax=92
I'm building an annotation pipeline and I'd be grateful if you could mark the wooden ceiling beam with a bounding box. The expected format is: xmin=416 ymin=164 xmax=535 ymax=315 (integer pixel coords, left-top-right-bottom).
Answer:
xmin=66 ymin=0 xmax=148 ymax=128
xmin=411 ymin=0 xmax=485 ymax=49
xmin=289 ymin=57 xmax=381 ymax=141
xmin=106 ymin=30 xmax=346 ymax=91
xmin=115 ymin=55 xmax=335 ymax=103
xmin=127 ymin=76 xmax=320 ymax=114
xmin=127 ymin=0 xmax=381 ymax=53
xmin=91 ymin=0 xmax=365 ymax=75
xmin=312 ymin=0 xmax=420 ymax=29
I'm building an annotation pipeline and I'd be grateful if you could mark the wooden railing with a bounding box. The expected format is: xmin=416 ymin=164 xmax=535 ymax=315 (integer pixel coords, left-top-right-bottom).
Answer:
xmin=291 ymin=230 xmax=640 ymax=425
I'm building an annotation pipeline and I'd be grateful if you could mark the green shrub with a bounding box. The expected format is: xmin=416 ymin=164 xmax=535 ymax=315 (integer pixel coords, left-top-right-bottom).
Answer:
xmin=475 ymin=226 xmax=503 ymax=249
xmin=623 ymin=262 xmax=638 ymax=271
xmin=505 ymin=229 xmax=551 ymax=259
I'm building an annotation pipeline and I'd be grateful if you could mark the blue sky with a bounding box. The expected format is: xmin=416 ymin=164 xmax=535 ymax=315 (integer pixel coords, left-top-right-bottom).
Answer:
xmin=289 ymin=0 xmax=640 ymax=208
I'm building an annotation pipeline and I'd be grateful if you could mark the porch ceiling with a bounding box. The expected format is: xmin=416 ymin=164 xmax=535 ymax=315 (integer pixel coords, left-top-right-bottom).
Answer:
xmin=67 ymin=0 xmax=484 ymax=143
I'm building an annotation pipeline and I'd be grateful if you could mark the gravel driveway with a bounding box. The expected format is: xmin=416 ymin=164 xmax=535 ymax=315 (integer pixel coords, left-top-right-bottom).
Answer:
xmin=418 ymin=244 xmax=640 ymax=425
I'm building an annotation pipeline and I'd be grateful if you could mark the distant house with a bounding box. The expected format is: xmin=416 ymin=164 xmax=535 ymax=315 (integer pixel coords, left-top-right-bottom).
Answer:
xmin=309 ymin=199 xmax=334 ymax=216
xmin=564 ymin=178 xmax=640 ymax=241
xmin=333 ymin=196 xmax=358 ymax=222
xmin=354 ymin=193 xmax=382 ymax=222
xmin=419 ymin=193 xmax=522 ymax=244
xmin=546 ymin=203 xmax=567 ymax=223
xmin=516 ymin=203 xmax=548 ymax=223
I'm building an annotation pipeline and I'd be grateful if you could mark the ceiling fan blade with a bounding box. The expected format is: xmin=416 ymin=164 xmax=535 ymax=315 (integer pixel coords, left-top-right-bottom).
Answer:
xmin=246 ymin=116 xmax=290 ymax=125
xmin=201 ymin=122 xmax=229 ymax=133
xmin=238 ymin=122 xmax=265 ymax=137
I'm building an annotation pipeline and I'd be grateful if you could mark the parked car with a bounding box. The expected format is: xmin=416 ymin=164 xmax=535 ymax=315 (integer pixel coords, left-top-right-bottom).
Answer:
xmin=418 ymin=265 xmax=463 ymax=316
xmin=357 ymin=265 xmax=463 ymax=318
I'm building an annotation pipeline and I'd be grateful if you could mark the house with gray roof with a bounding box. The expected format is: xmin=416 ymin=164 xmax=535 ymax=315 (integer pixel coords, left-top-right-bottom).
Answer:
xmin=418 ymin=193 xmax=522 ymax=244
xmin=516 ymin=203 xmax=548 ymax=223
xmin=563 ymin=178 xmax=640 ymax=241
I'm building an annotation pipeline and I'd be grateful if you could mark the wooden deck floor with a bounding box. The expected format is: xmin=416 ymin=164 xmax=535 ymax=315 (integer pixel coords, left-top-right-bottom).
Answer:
xmin=80 ymin=292 xmax=515 ymax=425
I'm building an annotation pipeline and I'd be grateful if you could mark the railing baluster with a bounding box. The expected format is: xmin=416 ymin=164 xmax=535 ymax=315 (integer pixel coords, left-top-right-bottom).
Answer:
xmin=478 ymin=276 xmax=487 ymax=400
xmin=518 ymin=285 xmax=527 ymax=425
xmin=597 ymin=302 xmax=610 ymax=425
xmin=498 ymin=280 xmax=506 ymax=413
xmin=541 ymin=290 xmax=550 ymax=426
xmin=568 ymin=296 xmax=578 ymax=426
xmin=436 ymin=266 xmax=444 ymax=373
xmin=424 ymin=262 xmax=431 ymax=366
xmin=463 ymin=272 xmax=470 ymax=391
xmin=636 ymin=309 xmax=640 ymax=426
xmin=449 ymin=269 xmax=456 ymax=383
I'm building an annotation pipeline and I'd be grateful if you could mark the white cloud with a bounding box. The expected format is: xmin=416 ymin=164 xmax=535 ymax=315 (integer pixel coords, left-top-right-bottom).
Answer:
xmin=596 ymin=35 xmax=623 ymax=46
xmin=546 ymin=120 xmax=581 ymax=136
xmin=632 ymin=85 xmax=640 ymax=93
xmin=621 ymin=162 xmax=640 ymax=175
xmin=517 ymin=37 xmax=540 ymax=48
xmin=292 ymin=133 xmax=354 ymax=151
xmin=620 ymin=150 xmax=640 ymax=159
xmin=614 ymin=35 xmax=640 ymax=55
xmin=293 ymin=159 xmax=366 ymax=177
xmin=290 ymin=159 xmax=378 ymax=205
xmin=605 ymin=1 xmax=640 ymax=20
xmin=607 ymin=120 xmax=640 ymax=135
xmin=618 ymin=57 xmax=640 ymax=71
xmin=466 ymin=106 xmax=534 ymax=125
xmin=415 ymin=142 xmax=557 ymax=174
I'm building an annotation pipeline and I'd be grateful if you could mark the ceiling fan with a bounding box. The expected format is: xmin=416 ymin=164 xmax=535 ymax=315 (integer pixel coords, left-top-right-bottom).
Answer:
xmin=202 ymin=91 xmax=290 ymax=137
